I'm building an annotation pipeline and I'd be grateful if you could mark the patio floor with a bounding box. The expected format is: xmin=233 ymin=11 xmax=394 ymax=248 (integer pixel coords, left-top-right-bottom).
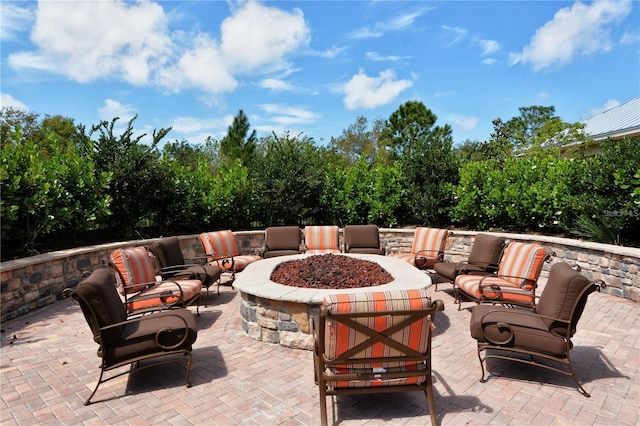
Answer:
xmin=1 ymin=274 xmax=638 ymax=425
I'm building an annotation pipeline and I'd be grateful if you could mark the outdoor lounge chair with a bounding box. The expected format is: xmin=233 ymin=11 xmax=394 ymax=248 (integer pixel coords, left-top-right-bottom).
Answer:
xmin=64 ymin=267 xmax=197 ymax=405
xmin=389 ymin=227 xmax=449 ymax=270
xmin=470 ymin=262 xmax=603 ymax=396
xmin=312 ymin=289 xmax=444 ymax=426
xmin=303 ymin=225 xmax=341 ymax=254
xmin=342 ymin=224 xmax=385 ymax=255
xmin=432 ymin=233 xmax=506 ymax=291
xmin=454 ymin=242 xmax=552 ymax=310
xmin=107 ymin=246 xmax=202 ymax=315
xmin=262 ymin=226 xmax=303 ymax=258
xmin=198 ymin=230 xmax=261 ymax=282
xmin=148 ymin=236 xmax=222 ymax=305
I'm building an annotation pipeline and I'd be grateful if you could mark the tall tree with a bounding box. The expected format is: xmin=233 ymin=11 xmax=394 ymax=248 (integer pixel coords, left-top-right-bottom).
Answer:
xmin=328 ymin=116 xmax=389 ymax=165
xmin=220 ymin=109 xmax=257 ymax=166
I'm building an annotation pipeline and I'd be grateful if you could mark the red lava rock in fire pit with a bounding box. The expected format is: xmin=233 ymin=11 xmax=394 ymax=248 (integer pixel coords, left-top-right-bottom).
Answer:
xmin=270 ymin=254 xmax=393 ymax=289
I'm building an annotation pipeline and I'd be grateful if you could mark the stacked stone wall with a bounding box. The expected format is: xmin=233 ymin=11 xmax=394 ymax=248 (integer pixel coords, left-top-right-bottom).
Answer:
xmin=2 ymin=229 xmax=638 ymax=321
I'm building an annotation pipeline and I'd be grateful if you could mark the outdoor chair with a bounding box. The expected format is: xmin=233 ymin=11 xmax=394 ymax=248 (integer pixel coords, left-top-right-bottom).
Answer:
xmin=303 ymin=225 xmax=341 ymax=254
xmin=312 ymin=289 xmax=444 ymax=426
xmin=454 ymin=242 xmax=552 ymax=310
xmin=148 ymin=236 xmax=222 ymax=305
xmin=432 ymin=233 xmax=506 ymax=291
xmin=342 ymin=224 xmax=385 ymax=255
xmin=470 ymin=262 xmax=603 ymax=396
xmin=198 ymin=230 xmax=261 ymax=282
xmin=389 ymin=227 xmax=449 ymax=270
xmin=107 ymin=246 xmax=202 ymax=316
xmin=64 ymin=268 xmax=197 ymax=405
xmin=262 ymin=226 xmax=303 ymax=258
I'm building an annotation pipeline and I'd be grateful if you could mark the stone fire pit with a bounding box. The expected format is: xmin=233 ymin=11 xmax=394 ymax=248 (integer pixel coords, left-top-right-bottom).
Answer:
xmin=233 ymin=253 xmax=432 ymax=350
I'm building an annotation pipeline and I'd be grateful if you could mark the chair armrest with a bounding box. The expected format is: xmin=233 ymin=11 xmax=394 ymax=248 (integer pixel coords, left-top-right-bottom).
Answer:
xmin=100 ymin=311 xmax=192 ymax=350
xmin=478 ymin=308 xmax=572 ymax=342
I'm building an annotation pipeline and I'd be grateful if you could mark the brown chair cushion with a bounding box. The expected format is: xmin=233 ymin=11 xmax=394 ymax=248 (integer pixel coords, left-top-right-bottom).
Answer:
xmin=74 ymin=268 xmax=127 ymax=346
xmin=264 ymin=249 xmax=302 ymax=258
xmin=470 ymin=304 xmax=567 ymax=356
xmin=343 ymin=225 xmax=380 ymax=250
xmin=153 ymin=236 xmax=186 ymax=267
xmin=103 ymin=309 xmax=197 ymax=367
xmin=466 ymin=233 xmax=505 ymax=272
xmin=536 ymin=262 xmax=594 ymax=336
xmin=265 ymin=226 xmax=302 ymax=251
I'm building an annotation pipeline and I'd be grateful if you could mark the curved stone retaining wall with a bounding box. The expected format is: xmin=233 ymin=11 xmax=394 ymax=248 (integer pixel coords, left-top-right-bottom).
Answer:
xmin=2 ymin=229 xmax=639 ymax=322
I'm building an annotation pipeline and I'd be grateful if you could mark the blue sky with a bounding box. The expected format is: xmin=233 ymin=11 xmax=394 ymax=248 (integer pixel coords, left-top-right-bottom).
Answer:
xmin=2 ymin=0 xmax=639 ymax=146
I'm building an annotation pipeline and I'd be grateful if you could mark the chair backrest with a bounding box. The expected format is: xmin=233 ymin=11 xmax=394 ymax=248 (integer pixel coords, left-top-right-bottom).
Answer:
xmin=321 ymin=289 xmax=439 ymax=373
xmin=536 ymin=262 xmax=599 ymax=337
xmin=304 ymin=226 xmax=340 ymax=253
xmin=149 ymin=236 xmax=185 ymax=268
xmin=410 ymin=227 xmax=449 ymax=255
xmin=265 ymin=226 xmax=302 ymax=251
xmin=343 ymin=225 xmax=380 ymax=252
xmin=497 ymin=242 xmax=551 ymax=288
xmin=72 ymin=268 xmax=127 ymax=346
xmin=198 ymin=230 xmax=239 ymax=262
xmin=467 ymin=233 xmax=506 ymax=272
xmin=110 ymin=246 xmax=157 ymax=294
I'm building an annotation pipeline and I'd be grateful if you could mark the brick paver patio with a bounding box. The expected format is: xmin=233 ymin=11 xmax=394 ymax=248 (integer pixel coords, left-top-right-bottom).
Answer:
xmin=1 ymin=275 xmax=638 ymax=425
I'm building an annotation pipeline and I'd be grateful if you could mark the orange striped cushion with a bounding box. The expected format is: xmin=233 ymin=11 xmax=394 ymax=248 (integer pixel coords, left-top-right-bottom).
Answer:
xmin=411 ymin=227 xmax=448 ymax=256
xmin=125 ymin=279 xmax=201 ymax=313
xmin=304 ymin=226 xmax=340 ymax=253
xmin=199 ymin=230 xmax=239 ymax=262
xmin=323 ymin=289 xmax=432 ymax=373
xmin=219 ymin=254 xmax=261 ymax=272
xmin=498 ymin=242 xmax=549 ymax=287
xmin=110 ymin=247 xmax=156 ymax=294
xmin=456 ymin=275 xmax=534 ymax=305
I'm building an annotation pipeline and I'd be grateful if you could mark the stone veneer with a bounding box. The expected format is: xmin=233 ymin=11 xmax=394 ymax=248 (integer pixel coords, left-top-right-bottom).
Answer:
xmin=1 ymin=229 xmax=639 ymax=322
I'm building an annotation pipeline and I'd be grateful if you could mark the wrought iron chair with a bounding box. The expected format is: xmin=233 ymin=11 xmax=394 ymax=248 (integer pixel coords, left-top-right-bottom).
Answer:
xmin=197 ymin=230 xmax=261 ymax=282
xmin=313 ymin=289 xmax=444 ymax=426
xmin=389 ymin=227 xmax=449 ymax=270
xmin=470 ymin=262 xmax=603 ymax=396
xmin=432 ymin=233 xmax=506 ymax=291
xmin=64 ymin=268 xmax=198 ymax=405
xmin=262 ymin=226 xmax=303 ymax=258
xmin=454 ymin=242 xmax=552 ymax=310
xmin=148 ymin=236 xmax=222 ymax=305
xmin=107 ymin=246 xmax=202 ymax=316
xmin=343 ymin=224 xmax=385 ymax=255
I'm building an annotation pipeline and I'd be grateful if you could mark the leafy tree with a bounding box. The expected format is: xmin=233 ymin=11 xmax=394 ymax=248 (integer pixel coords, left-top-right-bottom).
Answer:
xmin=91 ymin=116 xmax=171 ymax=239
xmin=382 ymin=101 xmax=458 ymax=225
xmin=251 ymin=132 xmax=326 ymax=226
xmin=220 ymin=109 xmax=257 ymax=167
xmin=328 ymin=116 xmax=389 ymax=165
xmin=1 ymin=110 xmax=111 ymax=255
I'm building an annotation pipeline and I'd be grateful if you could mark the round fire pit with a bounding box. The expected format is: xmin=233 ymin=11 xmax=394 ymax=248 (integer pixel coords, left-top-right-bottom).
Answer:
xmin=233 ymin=253 xmax=432 ymax=350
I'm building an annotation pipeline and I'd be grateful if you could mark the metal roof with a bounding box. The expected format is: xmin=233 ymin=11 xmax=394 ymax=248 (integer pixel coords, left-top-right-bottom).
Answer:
xmin=583 ymin=97 xmax=640 ymax=140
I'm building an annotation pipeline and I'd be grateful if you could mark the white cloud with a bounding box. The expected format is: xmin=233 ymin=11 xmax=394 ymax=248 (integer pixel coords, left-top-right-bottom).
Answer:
xmin=0 ymin=3 xmax=34 ymax=41
xmin=258 ymin=104 xmax=320 ymax=126
xmin=589 ymin=99 xmax=621 ymax=117
xmin=510 ymin=0 xmax=632 ymax=70
xmin=349 ymin=7 xmax=430 ymax=40
xmin=9 ymin=1 xmax=172 ymax=84
xmin=340 ymin=69 xmax=414 ymax=110
xmin=482 ymin=58 xmax=497 ymax=65
xmin=259 ymin=78 xmax=294 ymax=91
xmin=449 ymin=115 xmax=478 ymax=132
xmin=620 ymin=28 xmax=640 ymax=45
xmin=479 ymin=39 xmax=500 ymax=55
xmin=366 ymin=52 xmax=411 ymax=62
xmin=98 ymin=99 xmax=137 ymax=122
xmin=441 ymin=25 xmax=467 ymax=46
xmin=220 ymin=2 xmax=310 ymax=72
xmin=169 ymin=114 xmax=234 ymax=134
xmin=0 ymin=93 xmax=29 ymax=110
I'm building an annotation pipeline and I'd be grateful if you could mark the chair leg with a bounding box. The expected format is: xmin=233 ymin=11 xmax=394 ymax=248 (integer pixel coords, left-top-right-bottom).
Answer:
xmin=425 ymin=374 xmax=439 ymax=426
xmin=84 ymin=365 xmax=105 ymax=405
xmin=566 ymin=352 xmax=590 ymax=397
xmin=319 ymin=383 xmax=328 ymax=426
xmin=185 ymin=351 xmax=193 ymax=388
xmin=477 ymin=346 xmax=488 ymax=383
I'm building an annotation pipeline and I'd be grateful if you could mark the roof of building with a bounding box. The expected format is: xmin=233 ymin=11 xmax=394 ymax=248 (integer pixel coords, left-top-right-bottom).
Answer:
xmin=583 ymin=97 xmax=640 ymax=140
